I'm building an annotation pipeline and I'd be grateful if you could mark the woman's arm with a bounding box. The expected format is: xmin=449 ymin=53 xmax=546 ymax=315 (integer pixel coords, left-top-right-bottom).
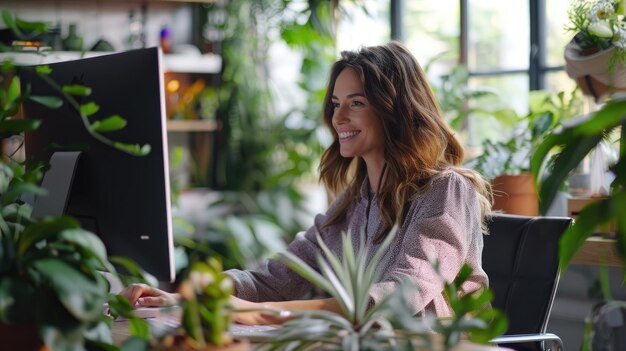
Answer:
xmin=226 ymin=192 xmax=349 ymax=303
xmin=232 ymin=296 xmax=342 ymax=325
xmin=118 ymin=284 xmax=343 ymax=325
xmin=118 ymin=283 xmax=181 ymax=306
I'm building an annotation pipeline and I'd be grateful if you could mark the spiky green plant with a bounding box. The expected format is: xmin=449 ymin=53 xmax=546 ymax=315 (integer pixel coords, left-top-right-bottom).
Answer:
xmin=260 ymin=226 xmax=506 ymax=351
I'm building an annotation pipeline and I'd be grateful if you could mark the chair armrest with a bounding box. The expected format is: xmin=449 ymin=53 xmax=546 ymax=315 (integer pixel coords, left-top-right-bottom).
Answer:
xmin=490 ymin=333 xmax=563 ymax=351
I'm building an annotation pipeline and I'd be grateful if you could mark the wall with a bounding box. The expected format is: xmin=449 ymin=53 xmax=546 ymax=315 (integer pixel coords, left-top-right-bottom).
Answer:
xmin=1 ymin=0 xmax=193 ymax=52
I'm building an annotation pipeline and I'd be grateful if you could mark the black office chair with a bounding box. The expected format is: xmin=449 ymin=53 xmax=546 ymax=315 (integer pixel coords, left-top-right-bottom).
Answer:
xmin=483 ymin=214 xmax=573 ymax=351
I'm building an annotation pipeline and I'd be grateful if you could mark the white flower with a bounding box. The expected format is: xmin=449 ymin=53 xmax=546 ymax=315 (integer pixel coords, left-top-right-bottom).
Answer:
xmin=613 ymin=26 xmax=626 ymax=48
xmin=589 ymin=20 xmax=614 ymax=37
xmin=589 ymin=0 xmax=616 ymax=21
xmin=190 ymin=270 xmax=214 ymax=291
xmin=220 ymin=277 xmax=233 ymax=292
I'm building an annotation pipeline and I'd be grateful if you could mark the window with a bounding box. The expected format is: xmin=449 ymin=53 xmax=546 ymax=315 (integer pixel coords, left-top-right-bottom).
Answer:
xmin=398 ymin=0 xmax=578 ymax=146
xmin=337 ymin=0 xmax=390 ymax=51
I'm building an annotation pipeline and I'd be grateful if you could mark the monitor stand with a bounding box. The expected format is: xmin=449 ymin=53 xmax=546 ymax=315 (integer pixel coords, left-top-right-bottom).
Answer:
xmin=30 ymin=151 xmax=125 ymax=293
xmin=32 ymin=151 xmax=82 ymax=218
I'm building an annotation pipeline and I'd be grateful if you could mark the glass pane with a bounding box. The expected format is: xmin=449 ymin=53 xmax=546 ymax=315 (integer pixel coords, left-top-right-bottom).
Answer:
xmin=545 ymin=70 xmax=578 ymax=96
xmin=467 ymin=0 xmax=529 ymax=71
xmin=467 ymin=74 xmax=529 ymax=146
xmin=337 ymin=0 xmax=390 ymax=51
xmin=546 ymin=0 xmax=573 ymax=67
xmin=403 ymin=0 xmax=460 ymax=83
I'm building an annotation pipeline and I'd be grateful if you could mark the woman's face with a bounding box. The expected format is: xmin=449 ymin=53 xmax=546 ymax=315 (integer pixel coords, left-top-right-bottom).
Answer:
xmin=331 ymin=68 xmax=385 ymax=166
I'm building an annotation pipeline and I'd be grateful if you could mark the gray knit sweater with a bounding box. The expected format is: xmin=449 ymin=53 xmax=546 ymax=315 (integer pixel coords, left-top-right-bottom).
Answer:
xmin=225 ymin=169 xmax=488 ymax=317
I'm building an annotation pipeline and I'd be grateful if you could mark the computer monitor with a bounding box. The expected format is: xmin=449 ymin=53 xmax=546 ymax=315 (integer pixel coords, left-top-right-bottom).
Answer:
xmin=21 ymin=47 xmax=175 ymax=282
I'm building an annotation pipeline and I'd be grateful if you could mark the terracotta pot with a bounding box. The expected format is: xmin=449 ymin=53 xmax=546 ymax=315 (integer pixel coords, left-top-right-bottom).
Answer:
xmin=491 ymin=173 xmax=538 ymax=216
xmin=564 ymin=39 xmax=626 ymax=102
xmin=0 ymin=323 xmax=49 ymax=351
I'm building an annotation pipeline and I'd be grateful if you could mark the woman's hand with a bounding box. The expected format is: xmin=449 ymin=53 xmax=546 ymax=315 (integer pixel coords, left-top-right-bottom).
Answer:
xmin=231 ymin=296 xmax=291 ymax=325
xmin=118 ymin=283 xmax=181 ymax=307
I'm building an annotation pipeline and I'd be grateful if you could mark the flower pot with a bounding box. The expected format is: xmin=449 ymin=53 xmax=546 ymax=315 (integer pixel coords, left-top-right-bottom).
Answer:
xmin=564 ymin=39 xmax=626 ymax=101
xmin=0 ymin=323 xmax=49 ymax=351
xmin=491 ymin=173 xmax=538 ymax=216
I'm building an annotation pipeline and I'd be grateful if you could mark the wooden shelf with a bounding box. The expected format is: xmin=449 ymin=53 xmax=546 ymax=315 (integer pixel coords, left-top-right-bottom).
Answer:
xmin=0 ymin=51 xmax=107 ymax=65
xmin=0 ymin=51 xmax=222 ymax=74
xmin=166 ymin=120 xmax=221 ymax=132
xmin=571 ymin=237 xmax=624 ymax=267
xmin=163 ymin=53 xmax=221 ymax=74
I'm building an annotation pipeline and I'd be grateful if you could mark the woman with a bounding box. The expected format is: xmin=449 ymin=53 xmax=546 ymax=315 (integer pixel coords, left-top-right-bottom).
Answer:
xmin=121 ymin=41 xmax=493 ymax=325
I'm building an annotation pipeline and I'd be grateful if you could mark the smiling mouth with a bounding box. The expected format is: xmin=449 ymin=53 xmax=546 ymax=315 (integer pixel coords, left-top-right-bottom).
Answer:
xmin=338 ymin=131 xmax=360 ymax=139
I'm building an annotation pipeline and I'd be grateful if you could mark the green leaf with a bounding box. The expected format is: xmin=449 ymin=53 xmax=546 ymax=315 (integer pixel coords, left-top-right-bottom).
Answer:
xmin=361 ymin=225 xmax=397 ymax=290
xmin=62 ymin=84 xmax=92 ymax=97
xmin=280 ymin=251 xmax=334 ymax=296
xmin=91 ymin=115 xmax=127 ymax=132
xmin=121 ymin=337 xmax=150 ymax=351
xmin=14 ymin=17 xmax=48 ymax=33
xmin=559 ymin=199 xmax=614 ymax=270
xmin=30 ymin=95 xmax=63 ymax=109
xmin=612 ymin=157 xmax=626 ymax=188
xmin=35 ymin=65 xmax=52 ymax=75
xmin=59 ymin=228 xmax=108 ymax=263
xmin=40 ymin=323 xmax=86 ymax=351
xmin=1 ymin=202 xmax=33 ymax=222
xmin=317 ymin=255 xmax=354 ymax=317
xmin=17 ymin=216 xmax=80 ymax=255
xmin=112 ymin=142 xmax=151 ymax=156
xmin=2 ymin=181 xmax=47 ymax=207
xmin=128 ymin=317 xmax=151 ymax=339
xmin=83 ymin=320 xmax=115 ymax=346
xmin=0 ymin=119 xmax=41 ymax=133
xmin=80 ymin=102 xmax=100 ymax=117
xmin=1 ymin=10 xmax=24 ymax=39
xmin=454 ymin=264 xmax=473 ymax=287
xmin=4 ymin=76 xmax=20 ymax=109
xmin=108 ymin=256 xmax=157 ymax=287
xmin=33 ymin=258 xmax=106 ymax=321
xmin=468 ymin=309 xmax=509 ymax=343
xmin=575 ymin=99 xmax=626 ymax=136
xmin=0 ymin=277 xmax=37 ymax=324
xmin=532 ymin=128 xmax=604 ymax=214
xmin=182 ymin=299 xmax=205 ymax=346
xmin=315 ymin=231 xmax=353 ymax=302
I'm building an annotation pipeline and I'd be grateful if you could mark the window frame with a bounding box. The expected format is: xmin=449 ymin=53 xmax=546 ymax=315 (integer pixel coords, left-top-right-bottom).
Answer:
xmin=391 ymin=0 xmax=565 ymax=91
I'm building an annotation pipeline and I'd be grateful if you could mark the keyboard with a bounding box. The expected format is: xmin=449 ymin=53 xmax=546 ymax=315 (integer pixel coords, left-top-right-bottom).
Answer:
xmin=112 ymin=305 xmax=280 ymax=342
xmin=230 ymin=323 xmax=280 ymax=342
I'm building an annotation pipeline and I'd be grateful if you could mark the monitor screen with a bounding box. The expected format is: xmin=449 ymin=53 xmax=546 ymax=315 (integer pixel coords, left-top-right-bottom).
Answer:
xmin=21 ymin=47 xmax=175 ymax=282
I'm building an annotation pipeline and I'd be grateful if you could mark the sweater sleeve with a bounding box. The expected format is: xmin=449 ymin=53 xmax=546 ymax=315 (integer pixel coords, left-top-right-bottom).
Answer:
xmin=368 ymin=172 xmax=483 ymax=315
xmin=225 ymin=192 xmax=349 ymax=302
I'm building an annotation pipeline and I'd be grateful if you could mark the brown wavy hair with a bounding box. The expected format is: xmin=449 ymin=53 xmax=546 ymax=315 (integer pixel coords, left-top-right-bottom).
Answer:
xmin=319 ymin=41 xmax=492 ymax=241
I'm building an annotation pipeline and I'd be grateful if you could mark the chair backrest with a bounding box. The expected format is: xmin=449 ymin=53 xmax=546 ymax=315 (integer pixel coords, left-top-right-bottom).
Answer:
xmin=482 ymin=214 xmax=572 ymax=335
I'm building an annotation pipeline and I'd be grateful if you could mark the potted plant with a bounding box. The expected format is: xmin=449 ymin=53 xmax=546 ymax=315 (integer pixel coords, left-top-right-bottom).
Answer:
xmin=531 ymin=98 xmax=626 ymax=351
xmin=0 ymin=11 xmax=152 ymax=350
xmin=149 ymin=257 xmax=247 ymax=351
xmin=564 ymin=0 xmax=626 ymax=102
xmin=261 ymin=227 xmax=507 ymax=350
xmin=433 ymin=64 xmax=519 ymax=140
xmin=466 ymin=89 xmax=582 ymax=216
xmin=531 ymin=99 xmax=626 ymax=269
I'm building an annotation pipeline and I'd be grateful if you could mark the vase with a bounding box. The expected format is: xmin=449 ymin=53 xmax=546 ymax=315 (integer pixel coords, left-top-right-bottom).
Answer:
xmin=491 ymin=173 xmax=538 ymax=216
xmin=62 ymin=23 xmax=83 ymax=51
xmin=0 ymin=323 xmax=50 ymax=351
xmin=564 ymin=39 xmax=626 ymax=102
